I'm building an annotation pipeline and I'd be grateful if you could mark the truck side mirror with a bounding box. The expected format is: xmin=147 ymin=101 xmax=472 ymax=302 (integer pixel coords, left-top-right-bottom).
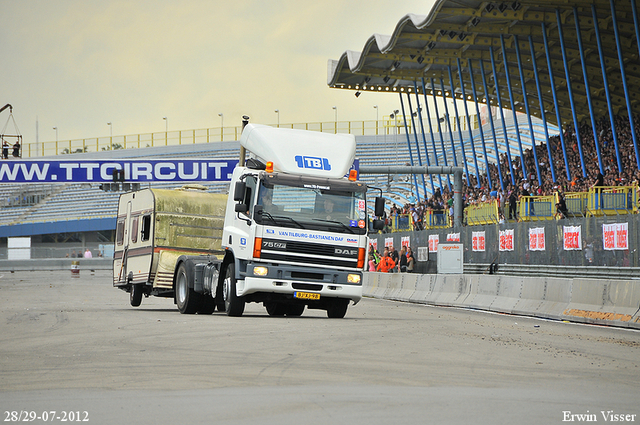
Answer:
xmin=233 ymin=181 xmax=246 ymax=202
xmin=373 ymin=219 xmax=385 ymax=231
xmin=374 ymin=197 xmax=385 ymax=217
xmin=235 ymin=203 xmax=248 ymax=213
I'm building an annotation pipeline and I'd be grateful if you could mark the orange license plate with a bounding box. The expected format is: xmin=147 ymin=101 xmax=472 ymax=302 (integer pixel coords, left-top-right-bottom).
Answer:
xmin=294 ymin=291 xmax=320 ymax=300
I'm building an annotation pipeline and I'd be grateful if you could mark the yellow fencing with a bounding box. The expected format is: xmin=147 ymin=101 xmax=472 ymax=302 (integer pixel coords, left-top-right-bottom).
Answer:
xmin=388 ymin=214 xmax=414 ymax=232
xmin=518 ymin=195 xmax=556 ymax=222
xmin=423 ymin=209 xmax=450 ymax=229
xmin=586 ymin=185 xmax=639 ymax=217
xmin=564 ymin=192 xmax=588 ymax=217
xmin=387 ymin=210 xmax=451 ymax=232
xmin=465 ymin=200 xmax=499 ymax=225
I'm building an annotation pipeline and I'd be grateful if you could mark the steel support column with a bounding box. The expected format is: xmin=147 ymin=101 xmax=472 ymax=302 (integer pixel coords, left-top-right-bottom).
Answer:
xmin=500 ymin=34 xmax=528 ymax=181
xmin=406 ymin=91 xmax=427 ymax=199
xmin=421 ymin=78 xmax=444 ymax=190
xmin=542 ymin=21 xmax=572 ymax=182
xmin=447 ymin=65 xmax=471 ymax=186
xmin=479 ymin=59 xmax=505 ymax=189
xmin=431 ymin=78 xmax=452 ymax=189
xmin=574 ymin=7 xmax=604 ymax=175
xmin=489 ymin=51 xmax=516 ymax=186
xmin=528 ymin=36 xmax=557 ymax=184
xmin=440 ymin=78 xmax=460 ymax=169
xmin=514 ymin=35 xmax=542 ymax=185
xmin=611 ymin=0 xmax=640 ymax=171
xmin=592 ymin=4 xmax=623 ymax=174
xmin=456 ymin=58 xmax=482 ymax=188
xmin=413 ymin=81 xmax=435 ymax=194
xmin=398 ymin=92 xmax=421 ymax=202
xmin=557 ymin=9 xmax=587 ymax=177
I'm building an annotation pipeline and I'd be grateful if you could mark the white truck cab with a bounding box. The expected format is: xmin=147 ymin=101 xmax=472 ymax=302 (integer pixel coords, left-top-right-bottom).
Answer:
xmin=114 ymin=123 xmax=384 ymax=318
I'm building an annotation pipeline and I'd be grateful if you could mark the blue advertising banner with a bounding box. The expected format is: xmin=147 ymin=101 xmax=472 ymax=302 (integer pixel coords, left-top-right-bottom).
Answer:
xmin=0 ymin=160 xmax=239 ymax=183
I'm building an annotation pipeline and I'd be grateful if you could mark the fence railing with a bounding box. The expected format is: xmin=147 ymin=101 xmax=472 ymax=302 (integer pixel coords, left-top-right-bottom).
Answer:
xmin=20 ymin=116 xmax=480 ymax=158
xmin=382 ymin=186 xmax=640 ymax=233
xmin=518 ymin=195 xmax=555 ymax=222
xmin=587 ymin=186 xmax=639 ymax=216
xmin=387 ymin=211 xmax=451 ymax=233
xmin=466 ymin=200 xmax=499 ymax=225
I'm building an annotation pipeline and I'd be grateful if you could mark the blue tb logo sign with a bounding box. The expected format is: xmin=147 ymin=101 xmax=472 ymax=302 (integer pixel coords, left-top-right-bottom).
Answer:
xmin=294 ymin=156 xmax=331 ymax=171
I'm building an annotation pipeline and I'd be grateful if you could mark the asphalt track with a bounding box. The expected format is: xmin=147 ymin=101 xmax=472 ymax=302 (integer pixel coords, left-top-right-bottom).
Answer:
xmin=1 ymin=270 xmax=639 ymax=425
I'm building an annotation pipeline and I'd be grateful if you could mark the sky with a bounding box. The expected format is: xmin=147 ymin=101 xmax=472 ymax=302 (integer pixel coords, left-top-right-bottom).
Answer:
xmin=1 ymin=0 xmax=435 ymax=146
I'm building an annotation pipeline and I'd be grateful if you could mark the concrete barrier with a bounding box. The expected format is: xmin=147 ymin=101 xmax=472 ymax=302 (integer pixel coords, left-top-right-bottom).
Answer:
xmin=362 ymin=272 xmax=378 ymax=298
xmin=409 ymin=274 xmax=433 ymax=303
xmin=562 ymin=279 xmax=640 ymax=328
xmin=465 ymin=274 xmax=498 ymax=311
xmin=0 ymin=258 xmax=112 ymax=272
xmin=491 ymin=275 xmax=524 ymax=314
xmin=538 ymin=277 xmax=574 ymax=321
xmin=395 ymin=273 xmax=418 ymax=302
xmin=427 ymin=275 xmax=467 ymax=307
xmin=384 ymin=273 xmax=403 ymax=300
xmin=512 ymin=277 xmax=547 ymax=318
xmin=362 ymin=272 xmax=640 ymax=330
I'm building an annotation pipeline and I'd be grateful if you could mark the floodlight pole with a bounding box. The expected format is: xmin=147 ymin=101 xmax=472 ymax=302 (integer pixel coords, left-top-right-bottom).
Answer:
xmin=359 ymin=165 xmax=464 ymax=229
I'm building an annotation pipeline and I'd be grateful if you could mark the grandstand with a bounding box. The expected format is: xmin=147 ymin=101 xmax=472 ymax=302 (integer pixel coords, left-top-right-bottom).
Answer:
xmin=1 ymin=0 xmax=639 ymax=271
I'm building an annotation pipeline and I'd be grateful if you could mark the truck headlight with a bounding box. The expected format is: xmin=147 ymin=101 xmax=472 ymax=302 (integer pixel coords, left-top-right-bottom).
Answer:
xmin=347 ymin=274 xmax=361 ymax=284
xmin=253 ymin=266 xmax=268 ymax=276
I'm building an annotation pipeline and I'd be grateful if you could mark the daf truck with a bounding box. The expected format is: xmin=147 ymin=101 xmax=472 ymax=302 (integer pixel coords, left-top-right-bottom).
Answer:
xmin=113 ymin=123 xmax=384 ymax=318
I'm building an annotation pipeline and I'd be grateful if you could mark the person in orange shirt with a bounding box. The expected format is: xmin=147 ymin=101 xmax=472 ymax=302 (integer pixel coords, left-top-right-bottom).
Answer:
xmin=376 ymin=251 xmax=396 ymax=273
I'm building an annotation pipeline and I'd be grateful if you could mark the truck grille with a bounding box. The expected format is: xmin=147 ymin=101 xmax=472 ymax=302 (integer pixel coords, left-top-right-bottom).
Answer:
xmin=261 ymin=238 xmax=359 ymax=269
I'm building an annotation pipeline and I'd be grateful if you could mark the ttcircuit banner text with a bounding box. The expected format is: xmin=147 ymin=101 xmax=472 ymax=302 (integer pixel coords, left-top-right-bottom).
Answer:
xmin=0 ymin=160 xmax=239 ymax=183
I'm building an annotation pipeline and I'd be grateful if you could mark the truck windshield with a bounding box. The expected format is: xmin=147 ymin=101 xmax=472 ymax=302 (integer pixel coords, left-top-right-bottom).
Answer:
xmin=254 ymin=180 xmax=367 ymax=234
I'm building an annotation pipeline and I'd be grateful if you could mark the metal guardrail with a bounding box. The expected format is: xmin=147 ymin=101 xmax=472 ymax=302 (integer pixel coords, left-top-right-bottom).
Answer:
xmin=464 ymin=263 xmax=640 ymax=280
xmin=22 ymin=118 xmax=464 ymax=158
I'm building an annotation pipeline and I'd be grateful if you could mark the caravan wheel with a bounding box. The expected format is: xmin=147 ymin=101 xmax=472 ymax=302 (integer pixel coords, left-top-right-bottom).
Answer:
xmin=129 ymin=283 xmax=143 ymax=307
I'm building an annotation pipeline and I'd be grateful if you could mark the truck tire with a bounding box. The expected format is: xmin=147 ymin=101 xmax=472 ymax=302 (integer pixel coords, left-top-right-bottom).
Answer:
xmin=176 ymin=262 xmax=202 ymax=314
xmin=197 ymin=297 xmax=216 ymax=314
xmin=265 ymin=302 xmax=287 ymax=317
xmin=223 ymin=263 xmax=245 ymax=317
xmin=286 ymin=304 xmax=305 ymax=317
xmin=129 ymin=283 xmax=143 ymax=307
xmin=215 ymin=277 xmax=226 ymax=312
xmin=326 ymin=299 xmax=349 ymax=318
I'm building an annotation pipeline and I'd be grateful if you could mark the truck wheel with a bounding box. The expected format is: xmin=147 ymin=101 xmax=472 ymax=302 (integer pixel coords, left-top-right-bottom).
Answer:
xmin=265 ymin=302 xmax=287 ymax=317
xmin=326 ymin=299 xmax=349 ymax=318
xmin=130 ymin=283 xmax=143 ymax=307
xmin=223 ymin=263 xmax=245 ymax=317
xmin=176 ymin=262 xmax=202 ymax=314
xmin=286 ymin=304 xmax=305 ymax=317
xmin=215 ymin=276 xmax=226 ymax=312
xmin=197 ymin=297 xmax=216 ymax=314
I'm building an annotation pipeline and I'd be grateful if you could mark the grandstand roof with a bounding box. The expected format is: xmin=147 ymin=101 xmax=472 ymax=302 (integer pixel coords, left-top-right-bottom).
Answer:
xmin=328 ymin=0 xmax=640 ymax=126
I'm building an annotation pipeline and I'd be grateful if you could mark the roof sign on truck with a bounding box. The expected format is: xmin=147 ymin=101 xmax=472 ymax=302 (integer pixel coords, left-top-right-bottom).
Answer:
xmin=240 ymin=124 xmax=356 ymax=179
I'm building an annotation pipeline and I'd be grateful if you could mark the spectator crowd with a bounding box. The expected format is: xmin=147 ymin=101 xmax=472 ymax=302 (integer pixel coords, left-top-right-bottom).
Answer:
xmin=382 ymin=113 xmax=640 ymax=228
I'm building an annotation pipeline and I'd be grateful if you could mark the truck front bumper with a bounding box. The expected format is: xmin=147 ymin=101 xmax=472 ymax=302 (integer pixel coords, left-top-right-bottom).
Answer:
xmin=238 ymin=276 xmax=362 ymax=304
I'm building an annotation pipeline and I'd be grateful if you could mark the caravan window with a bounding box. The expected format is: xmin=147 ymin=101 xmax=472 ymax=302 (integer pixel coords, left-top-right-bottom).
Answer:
xmin=131 ymin=217 xmax=139 ymax=243
xmin=141 ymin=214 xmax=151 ymax=242
xmin=116 ymin=219 xmax=125 ymax=246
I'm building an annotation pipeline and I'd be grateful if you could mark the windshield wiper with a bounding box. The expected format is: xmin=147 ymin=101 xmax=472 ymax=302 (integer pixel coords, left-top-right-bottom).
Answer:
xmin=312 ymin=218 xmax=356 ymax=234
xmin=257 ymin=210 xmax=305 ymax=229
